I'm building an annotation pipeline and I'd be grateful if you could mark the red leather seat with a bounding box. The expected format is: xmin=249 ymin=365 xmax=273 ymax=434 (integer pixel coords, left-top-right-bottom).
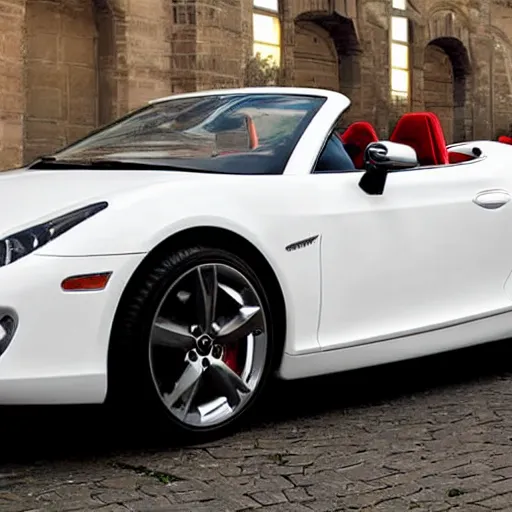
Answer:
xmin=390 ymin=112 xmax=449 ymax=166
xmin=448 ymin=150 xmax=474 ymax=164
xmin=448 ymin=143 xmax=480 ymax=163
xmin=340 ymin=121 xmax=379 ymax=169
xmin=498 ymin=135 xmax=512 ymax=145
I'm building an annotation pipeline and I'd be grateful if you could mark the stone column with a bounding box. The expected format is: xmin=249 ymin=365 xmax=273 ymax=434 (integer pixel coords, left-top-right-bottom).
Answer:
xmin=241 ymin=0 xmax=253 ymax=85
xmin=97 ymin=0 xmax=129 ymax=123
xmin=0 ymin=1 xmax=25 ymax=170
xmin=281 ymin=0 xmax=296 ymax=86
xmin=195 ymin=0 xmax=246 ymax=91
xmin=167 ymin=0 xmax=248 ymax=93
xmin=169 ymin=0 xmax=199 ymax=94
xmin=470 ymin=39 xmax=492 ymax=139
xmin=124 ymin=0 xmax=173 ymax=110
xmin=410 ymin=20 xmax=426 ymax=112
xmin=469 ymin=4 xmax=492 ymax=139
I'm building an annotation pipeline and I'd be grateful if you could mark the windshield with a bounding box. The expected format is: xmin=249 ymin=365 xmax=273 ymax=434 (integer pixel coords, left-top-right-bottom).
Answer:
xmin=39 ymin=93 xmax=326 ymax=175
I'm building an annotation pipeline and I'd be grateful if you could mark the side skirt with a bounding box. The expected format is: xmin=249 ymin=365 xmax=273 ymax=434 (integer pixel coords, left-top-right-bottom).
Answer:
xmin=277 ymin=309 xmax=512 ymax=380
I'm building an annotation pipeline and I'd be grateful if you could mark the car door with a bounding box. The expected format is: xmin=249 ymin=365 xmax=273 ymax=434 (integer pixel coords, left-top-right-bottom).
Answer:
xmin=313 ymin=153 xmax=512 ymax=351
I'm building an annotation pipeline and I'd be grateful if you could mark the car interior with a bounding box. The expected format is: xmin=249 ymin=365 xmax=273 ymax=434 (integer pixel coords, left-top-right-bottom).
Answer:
xmin=213 ymin=109 xmax=485 ymax=175
xmin=314 ymin=111 xmax=483 ymax=174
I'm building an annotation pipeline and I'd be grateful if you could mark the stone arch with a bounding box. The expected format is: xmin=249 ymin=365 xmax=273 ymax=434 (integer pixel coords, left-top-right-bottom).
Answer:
xmin=24 ymin=0 xmax=124 ymax=163
xmin=293 ymin=11 xmax=361 ymax=118
xmin=424 ymin=36 xmax=471 ymax=143
xmin=427 ymin=7 xmax=471 ymax=47
xmin=423 ymin=8 xmax=472 ymax=143
xmin=294 ymin=21 xmax=339 ymax=91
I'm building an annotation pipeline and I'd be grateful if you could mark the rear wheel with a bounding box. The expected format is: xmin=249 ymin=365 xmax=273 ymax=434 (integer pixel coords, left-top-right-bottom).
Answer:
xmin=109 ymin=246 xmax=278 ymax=439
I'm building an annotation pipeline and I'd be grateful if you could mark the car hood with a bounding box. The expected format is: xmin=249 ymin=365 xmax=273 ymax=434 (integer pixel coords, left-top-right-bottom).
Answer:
xmin=0 ymin=167 xmax=220 ymax=236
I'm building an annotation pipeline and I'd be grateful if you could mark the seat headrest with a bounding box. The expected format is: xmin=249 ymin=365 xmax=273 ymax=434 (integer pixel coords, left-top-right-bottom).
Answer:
xmin=340 ymin=121 xmax=379 ymax=169
xmin=390 ymin=112 xmax=449 ymax=166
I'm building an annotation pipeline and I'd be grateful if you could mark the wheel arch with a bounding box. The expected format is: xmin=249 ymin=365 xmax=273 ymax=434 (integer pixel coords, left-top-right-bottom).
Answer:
xmin=107 ymin=225 xmax=288 ymax=382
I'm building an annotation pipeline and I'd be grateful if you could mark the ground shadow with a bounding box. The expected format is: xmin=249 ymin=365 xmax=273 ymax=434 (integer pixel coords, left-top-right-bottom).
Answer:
xmin=1 ymin=338 xmax=511 ymax=465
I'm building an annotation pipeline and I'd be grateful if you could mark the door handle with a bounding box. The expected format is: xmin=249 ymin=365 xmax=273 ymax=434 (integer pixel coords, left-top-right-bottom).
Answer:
xmin=473 ymin=190 xmax=511 ymax=210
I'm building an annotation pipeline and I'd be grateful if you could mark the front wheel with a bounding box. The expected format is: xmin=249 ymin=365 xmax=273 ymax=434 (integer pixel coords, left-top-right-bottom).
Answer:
xmin=109 ymin=246 xmax=278 ymax=440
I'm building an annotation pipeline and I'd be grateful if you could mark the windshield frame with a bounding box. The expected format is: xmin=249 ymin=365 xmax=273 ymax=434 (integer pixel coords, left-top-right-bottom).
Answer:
xmin=35 ymin=90 xmax=333 ymax=176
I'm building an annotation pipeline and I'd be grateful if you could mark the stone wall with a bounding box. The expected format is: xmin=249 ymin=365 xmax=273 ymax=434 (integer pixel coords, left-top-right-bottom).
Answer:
xmin=24 ymin=0 xmax=99 ymax=162
xmin=2 ymin=0 xmax=173 ymax=168
xmin=491 ymin=1 xmax=512 ymax=137
xmin=0 ymin=0 xmax=25 ymax=170
xmin=0 ymin=0 xmax=512 ymax=168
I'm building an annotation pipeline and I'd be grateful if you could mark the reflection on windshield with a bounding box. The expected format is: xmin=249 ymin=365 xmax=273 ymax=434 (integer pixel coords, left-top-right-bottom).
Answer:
xmin=43 ymin=94 xmax=326 ymax=175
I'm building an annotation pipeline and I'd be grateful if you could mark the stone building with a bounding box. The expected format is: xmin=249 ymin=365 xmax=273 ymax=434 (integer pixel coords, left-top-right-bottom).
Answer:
xmin=0 ymin=0 xmax=511 ymax=170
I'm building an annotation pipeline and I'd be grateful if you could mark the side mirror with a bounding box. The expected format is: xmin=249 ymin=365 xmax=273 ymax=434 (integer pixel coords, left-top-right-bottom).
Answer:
xmin=359 ymin=141 xmax=419 ymax=195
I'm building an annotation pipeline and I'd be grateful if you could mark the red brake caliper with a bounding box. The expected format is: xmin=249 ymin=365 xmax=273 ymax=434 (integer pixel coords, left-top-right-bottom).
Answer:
xmin=223 ymin=345 xmax=241 ymax=374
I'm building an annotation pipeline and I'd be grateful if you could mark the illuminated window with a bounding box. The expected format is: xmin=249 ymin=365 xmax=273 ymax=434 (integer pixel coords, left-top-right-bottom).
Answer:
xmin=390 ymin=15 xmax=409 ymax=100
xmin=253 ymin=0 xmax=281 ymax=66
xmin=392 ymin=0 xmax=406 ymax=10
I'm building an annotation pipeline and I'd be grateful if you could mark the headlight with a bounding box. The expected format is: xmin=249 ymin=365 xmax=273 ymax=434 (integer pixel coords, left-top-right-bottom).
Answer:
xmin=0 ymin=202 xmax=108 ymax=267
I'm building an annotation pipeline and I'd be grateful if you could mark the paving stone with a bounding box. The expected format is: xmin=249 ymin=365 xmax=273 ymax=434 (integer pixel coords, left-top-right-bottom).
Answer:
xmin=124 ymin=497 xmax=174 ymax=511
xmin=249 ymin=490 xmax=287 ymax=505
xmin=4 ymin=343 xmax=512 ymax=511
xmin=95 ymin=505 xmax=130 ymax=512
xmin=473 ymin=491 xmax=512 ymax=510
xmin=283 ymin=487 xmax=314 ymax=503
xmin=94 ymin=490 xmax=141 ymax=504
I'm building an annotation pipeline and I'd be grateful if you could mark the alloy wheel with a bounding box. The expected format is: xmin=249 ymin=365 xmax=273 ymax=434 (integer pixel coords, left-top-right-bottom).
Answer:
xmin=148 ymin=262 xmax=268 ymax=428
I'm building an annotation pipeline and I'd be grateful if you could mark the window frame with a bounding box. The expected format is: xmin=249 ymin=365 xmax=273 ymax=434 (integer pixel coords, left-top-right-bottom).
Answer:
xmin=311 ymin=114 xmax=361 ymax=174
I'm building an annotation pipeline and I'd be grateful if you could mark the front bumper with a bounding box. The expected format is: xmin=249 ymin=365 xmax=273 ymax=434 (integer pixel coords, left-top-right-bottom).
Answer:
xmin=0 ymin=251 xmax=146 ymax=404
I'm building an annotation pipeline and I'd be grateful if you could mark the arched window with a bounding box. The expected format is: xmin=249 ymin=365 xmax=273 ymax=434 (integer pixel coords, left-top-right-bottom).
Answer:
xmin=390 ymin=0 xmax=409 ymax=101
xmin=253 ymin=0 xmax=281 ymax=65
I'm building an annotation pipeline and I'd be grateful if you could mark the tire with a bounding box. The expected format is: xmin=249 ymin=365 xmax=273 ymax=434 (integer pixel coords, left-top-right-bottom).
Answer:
xmin=108 ymin=245 xmax=279 ymax=442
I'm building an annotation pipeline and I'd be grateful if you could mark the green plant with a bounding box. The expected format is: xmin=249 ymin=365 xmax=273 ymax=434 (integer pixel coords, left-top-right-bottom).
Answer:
xmin=244 ymin=53 xmax=282 ymax=87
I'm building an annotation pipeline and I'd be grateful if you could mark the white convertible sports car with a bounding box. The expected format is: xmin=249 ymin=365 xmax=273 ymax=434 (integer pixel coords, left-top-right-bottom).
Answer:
xmin=1 ymin=86 xmax=511 ymax=438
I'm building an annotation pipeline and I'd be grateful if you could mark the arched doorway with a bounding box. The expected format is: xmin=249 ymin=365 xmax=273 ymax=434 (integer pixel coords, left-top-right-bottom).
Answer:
xmin=293 ymin=11 xmax=361 ymax=122
xmin=294 ymin=21 xmax=339 ymax=91
xmin=24 ymin=0 xmax=116 ymax=163
xmin=424 ymin=37 xmax=470 ymax=143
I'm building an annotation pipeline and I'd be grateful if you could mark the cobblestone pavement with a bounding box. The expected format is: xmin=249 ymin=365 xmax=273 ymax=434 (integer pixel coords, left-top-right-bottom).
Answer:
xmin=4 ymin=340 xmax=512 ymax=511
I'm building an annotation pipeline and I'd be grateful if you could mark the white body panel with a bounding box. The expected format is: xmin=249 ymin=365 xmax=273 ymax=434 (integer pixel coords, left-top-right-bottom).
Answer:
xmin=0 ymin=87 xmax=512 ymax=404
xmin=316 ymin=152 xmax=512 ymax=351
xmin=0 ymin=252 xmax=145 ymax=403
